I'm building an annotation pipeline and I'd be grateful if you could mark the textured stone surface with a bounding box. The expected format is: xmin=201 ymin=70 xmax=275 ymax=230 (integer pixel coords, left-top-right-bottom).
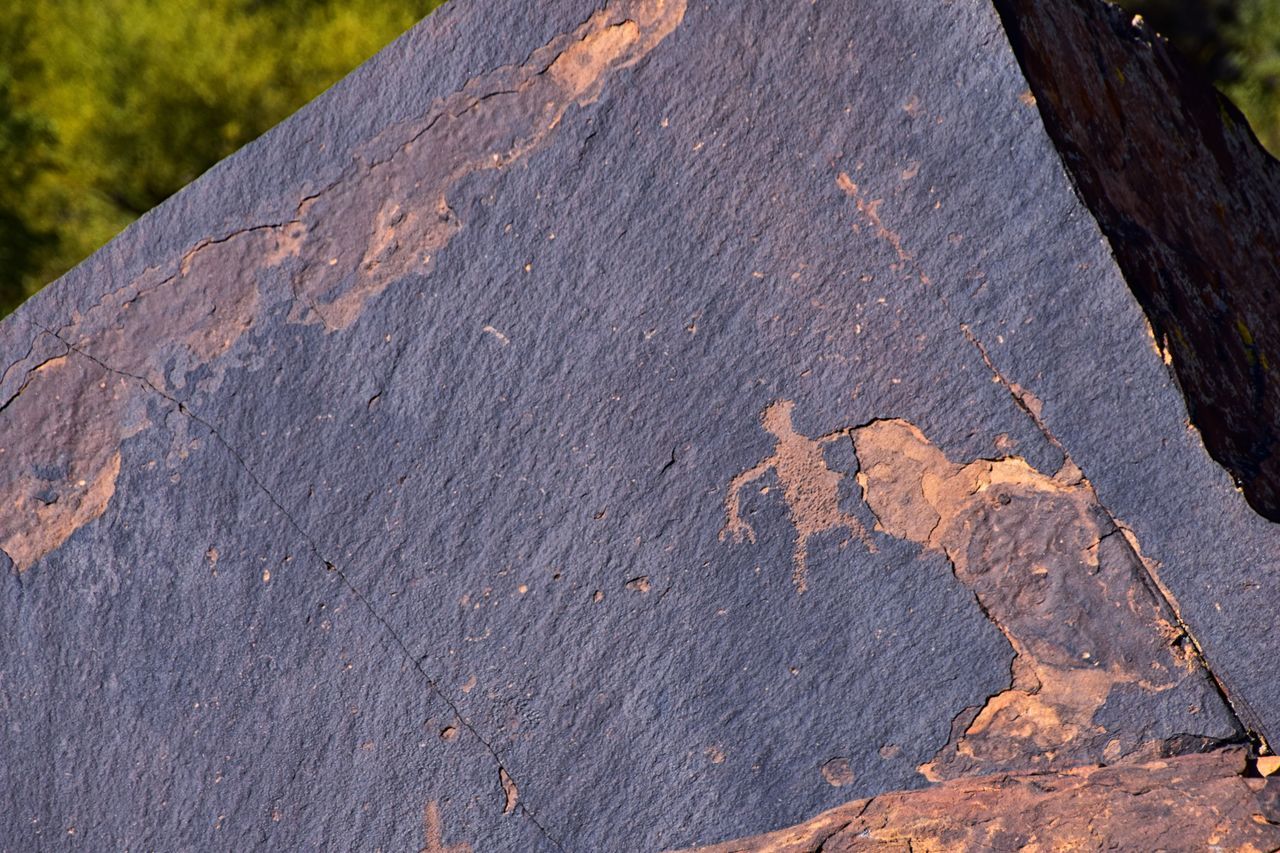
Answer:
xmin=677 ymin=749 xmax=1280 ymax=852
xmin=1 ymin=0 xmax=1277 ymax=849
xmin=997 ymin=0 xmax=1280 ymax=749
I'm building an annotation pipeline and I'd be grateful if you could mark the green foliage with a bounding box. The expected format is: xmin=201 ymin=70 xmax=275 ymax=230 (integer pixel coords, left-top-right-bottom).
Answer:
xmin=4 ymin=1 xmax=1280 ymax=317
xmin=0 ymin=0 xmax=443 ymax=316
xmin=1225 ymin=0 xmax=1280 ymax=154
xmin=1122 ymin=0 xmax=1280 ymax=158
xmin=0 ymin=12 xmax=57 ymax=316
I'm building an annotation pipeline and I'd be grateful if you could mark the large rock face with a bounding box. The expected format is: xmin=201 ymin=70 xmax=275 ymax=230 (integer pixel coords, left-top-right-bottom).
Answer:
xmin=1 ymin=0 xmax=1277 ymax=849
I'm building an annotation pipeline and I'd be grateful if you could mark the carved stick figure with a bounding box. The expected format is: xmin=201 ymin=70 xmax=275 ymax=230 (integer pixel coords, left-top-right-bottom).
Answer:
xmin=721 ymin=400 xmax=875 ymax=592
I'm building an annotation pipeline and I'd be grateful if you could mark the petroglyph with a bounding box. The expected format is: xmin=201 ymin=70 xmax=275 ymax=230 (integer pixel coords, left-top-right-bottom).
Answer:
xmin=720 ymin=406 xmax=1237 ymax=773
xmin=721 ymin=400 xmax=875 ymax=593
xmin=836 ymin=172 xmax=927 ymax=284
xmin=701 ymin=412 xmax=1248 ymax=852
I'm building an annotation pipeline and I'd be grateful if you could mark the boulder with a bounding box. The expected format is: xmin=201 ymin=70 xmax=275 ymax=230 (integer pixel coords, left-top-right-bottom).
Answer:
xmin=2 ymin=0 xmax=1277 ymax=848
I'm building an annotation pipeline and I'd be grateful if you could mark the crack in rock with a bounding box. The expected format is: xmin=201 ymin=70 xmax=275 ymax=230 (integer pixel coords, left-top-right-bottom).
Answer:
xmin=835 ymin=163 xmax=1259 ymax=749
xmin=28 ymin=323 xmax=567 ymax=851
xmin=0 ymin=0 xmax=685 ymax=575
xmin=852 ymin=416 xmax=1242 ymax=779
xmin=720 ymin=404 xmax=1243 ymax=779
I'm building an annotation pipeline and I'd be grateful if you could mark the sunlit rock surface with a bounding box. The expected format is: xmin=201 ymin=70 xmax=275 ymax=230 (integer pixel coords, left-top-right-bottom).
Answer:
xmin=2 ymin=0 xmax=1278 ymax=849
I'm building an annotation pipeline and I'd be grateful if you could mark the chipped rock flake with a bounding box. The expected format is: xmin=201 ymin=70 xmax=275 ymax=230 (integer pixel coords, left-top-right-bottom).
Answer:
xmin=851 ymin=417 xmax=1239 ymax=778
xmin=500 ymin=768 xmax=519 ymax=815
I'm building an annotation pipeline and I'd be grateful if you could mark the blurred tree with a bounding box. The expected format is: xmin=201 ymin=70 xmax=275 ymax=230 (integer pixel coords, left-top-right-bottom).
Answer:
xmin=0 ymin=11 xmax=58 ymax=316
xmin=0 ymin=0 xmax=443 ymax=315
xmin=1121 ymin=0 xmax=1280 ymax=155
xmin=1224 ymin=0 xmax=1280 ymax=153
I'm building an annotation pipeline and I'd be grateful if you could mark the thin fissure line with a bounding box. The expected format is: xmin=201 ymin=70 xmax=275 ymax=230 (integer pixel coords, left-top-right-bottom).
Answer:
xmin=0 ymin=343 xmax=70 ymax=414
xmin=31 ymin=321 xmax=566 ymax=850
xmin=0 ymin=330 xmax=50 ymax=404
xmin=845 ymin=184 xmax=1259 ymax=747
xmin=962 ymin=321 xmax=1261 ymax=746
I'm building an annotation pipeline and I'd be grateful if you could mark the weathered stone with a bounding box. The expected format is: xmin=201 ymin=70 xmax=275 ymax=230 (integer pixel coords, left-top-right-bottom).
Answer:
xmin=2 ymin=0 xmax=1277 ymax=849
xmin=675 ymin=749 xmax=1280 ymax=853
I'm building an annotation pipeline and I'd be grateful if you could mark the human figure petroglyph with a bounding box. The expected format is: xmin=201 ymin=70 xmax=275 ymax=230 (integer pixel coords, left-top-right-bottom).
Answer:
xmin=720 ymin=400 xmax=876 ymax=593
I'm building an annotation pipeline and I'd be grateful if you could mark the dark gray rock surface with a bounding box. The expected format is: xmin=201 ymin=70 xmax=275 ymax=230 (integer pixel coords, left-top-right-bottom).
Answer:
xmin=998 ymin=0 xmax=1280 ymax=745
xmin=0 ymin=0 xmax=1275 ymax=850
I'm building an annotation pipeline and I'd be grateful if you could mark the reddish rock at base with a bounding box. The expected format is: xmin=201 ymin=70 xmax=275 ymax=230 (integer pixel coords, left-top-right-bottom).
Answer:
xmin=678 ymin=749 xmax=1280 ymax=852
